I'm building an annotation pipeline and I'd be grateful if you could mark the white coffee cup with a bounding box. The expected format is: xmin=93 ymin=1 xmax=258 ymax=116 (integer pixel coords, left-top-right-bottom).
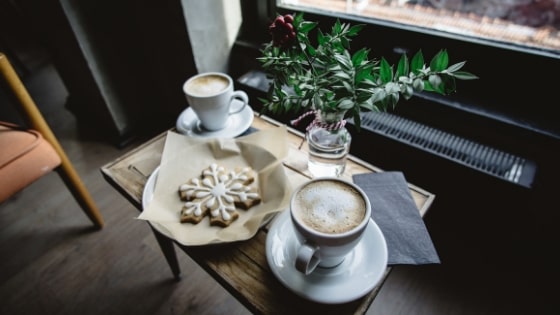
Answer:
xmin=290 ymin=177 xmax=371 ymax=275
xmin=183 ymin=72 xmax=249 ymax=131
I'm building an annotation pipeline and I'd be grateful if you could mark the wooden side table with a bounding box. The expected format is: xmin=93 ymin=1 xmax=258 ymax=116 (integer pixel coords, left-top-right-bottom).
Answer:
xmin=101 ymin=113 xmax=435 ymax=314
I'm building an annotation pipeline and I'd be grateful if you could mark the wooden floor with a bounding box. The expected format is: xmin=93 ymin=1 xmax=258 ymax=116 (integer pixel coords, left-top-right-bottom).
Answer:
xmin=1 ymin=61 xmax=558 ymax=315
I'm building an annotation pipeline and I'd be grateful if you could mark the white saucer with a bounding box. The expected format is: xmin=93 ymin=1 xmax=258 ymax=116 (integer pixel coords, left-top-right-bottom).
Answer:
xmin=266 ymin=209 xmax=388 ymax=304
xmin=175 ymin=101 xmax=254 ymax=138
xmin=141 ymin=166 xmax=176 ymax=241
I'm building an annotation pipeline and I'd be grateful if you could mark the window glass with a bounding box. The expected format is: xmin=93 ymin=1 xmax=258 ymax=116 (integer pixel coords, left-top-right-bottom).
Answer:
xmin=278 ymin=0 xmax=560 ymax=57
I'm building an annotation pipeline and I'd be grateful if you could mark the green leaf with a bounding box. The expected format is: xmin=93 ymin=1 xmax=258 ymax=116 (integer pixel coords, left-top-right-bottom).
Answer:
xmin=446 ymin=61 xmax=466 ymax=73
xmin=358 ymin=79 xmax=377 ymax=89
xmin=355 ymin=65 xmax=373 ymax=83
xmin=410 ymin=50 xmax=424 ymax=73
xmin=423 ymin=80 xmax=435 ymax=92
xmin=412 ymin=78 xmax=425 ymax=92
xmin=298 ymin=41 xmax=307 ymax=53
xmin=396 ymin=54 xmax=409 ymax=78
xmin=356 ymin=91 xmax=372 ymax=103
xmin=440 ymin=75 xmax=457 ymax=94
xmin=449 ymin=71 xmax=479 ymax=80
xmin=340 ymin=22 xmax=350 ymax=34
xmin=351 ymin=48 xmax=369 ymax=67
xmin=356 ymin=88 xmax=375 ymax=96
xmin=379 ymin=58 xmax=393 ymax=83
xmin=340 ymin=37 xmax=350 ymax=49
xmin=317 ymin=29 xmax=326 ymax=45
xmin=307 ymin=45 xmax=316 ymax=57
xmin=358 ymin=99 xmax=374 ymax=111
xmin=371 ymin=90 xmax=387 ymax=103
xmin=283 ymin=98 xmax=293 ymax=112
xmin=334 ymin=53 xmax=352 ymax=70
xmin=347 ymin=24 xmax=364 ymax=36
xmin=430 ymin=50 xmax=449 ymax=71
xmin=334 ymin=19 xmax=342 ymax=34
xmin=353 ymin=113 xmax=362 ymax=132
xmin=313 ymin=93 xmax=323 ymax=108
xmin=299 ymin=21 xmax=318 ymax=34
xmin=338 ymin=98 xmax=354 ymax=109
xmin=428 ymin=74 xmax=443 ymax=92
xmin=384 ymin=82 xmax=400 ymax=94
xmin=262 ymin=59 xmax=273 ymax=68
xmin=402 ymin=85 xmax=414 ymax=99
xmin=293 ymin=12 xmax=305 ymax=26
xmin=390 ymin=92 xmax=399 ymax=107
xmin=333 ymin=71 xmax=351 ymax=80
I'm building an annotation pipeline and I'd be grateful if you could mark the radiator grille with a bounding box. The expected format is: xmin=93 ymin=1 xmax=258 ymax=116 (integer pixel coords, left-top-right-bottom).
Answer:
xmin=357 ymin=111 xmax=536 ymax=188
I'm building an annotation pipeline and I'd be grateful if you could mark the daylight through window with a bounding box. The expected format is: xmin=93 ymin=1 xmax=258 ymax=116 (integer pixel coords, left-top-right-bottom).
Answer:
xmin=278 ymin=0 xmax=560 ymax=56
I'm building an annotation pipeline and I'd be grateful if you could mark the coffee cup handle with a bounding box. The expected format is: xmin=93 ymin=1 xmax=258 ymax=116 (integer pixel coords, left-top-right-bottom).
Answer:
xmin=295 ymin=243 xmax=320 ymax=275
xmin=228 ymin=90 xmax=249 ymax=115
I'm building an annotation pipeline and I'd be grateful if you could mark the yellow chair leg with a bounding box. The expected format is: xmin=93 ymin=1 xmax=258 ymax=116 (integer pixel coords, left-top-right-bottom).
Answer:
xmin=0 ymin=52 xmax=104 ymax=229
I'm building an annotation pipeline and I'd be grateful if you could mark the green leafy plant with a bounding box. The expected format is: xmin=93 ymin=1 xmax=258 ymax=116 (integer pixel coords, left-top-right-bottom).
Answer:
xmin=258 ymin=13 xmax=478 ymax=130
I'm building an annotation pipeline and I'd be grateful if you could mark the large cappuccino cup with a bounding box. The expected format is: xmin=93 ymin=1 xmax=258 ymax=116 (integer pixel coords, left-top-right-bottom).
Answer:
xmin=183 ymin=72 xmax=248 ymax=131
xmin=290 ymin=177 xmax=371 ymax=275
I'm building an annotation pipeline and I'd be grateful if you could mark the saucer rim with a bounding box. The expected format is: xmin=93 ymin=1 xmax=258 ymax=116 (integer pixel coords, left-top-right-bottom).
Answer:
xmin=175 ymin=103 xmax=253 ymax=138
xmin=265 ymin=209 xmax=388 ymax=304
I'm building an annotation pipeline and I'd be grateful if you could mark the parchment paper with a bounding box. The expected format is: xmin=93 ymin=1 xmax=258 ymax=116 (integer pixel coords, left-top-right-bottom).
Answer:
xmin=138 ymin=126 xmax=292 ymax=245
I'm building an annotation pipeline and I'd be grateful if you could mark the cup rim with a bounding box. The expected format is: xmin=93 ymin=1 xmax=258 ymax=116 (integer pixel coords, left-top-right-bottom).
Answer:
xmin=289 ymin=177 xmax=371 ymax=238
xmin=183 ymin=72 xmax=233 ymax=98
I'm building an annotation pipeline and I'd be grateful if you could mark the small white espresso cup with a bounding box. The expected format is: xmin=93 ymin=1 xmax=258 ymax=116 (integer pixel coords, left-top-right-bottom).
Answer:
xmin=182 ymin=72 xmax=249 ymax=131
xmin=290 ymin=177 xmax=371 ymax=275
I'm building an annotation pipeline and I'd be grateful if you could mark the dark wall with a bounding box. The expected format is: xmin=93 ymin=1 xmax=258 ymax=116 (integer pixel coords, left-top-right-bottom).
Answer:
xmin=11 ymin=0 xmax=198 ymax=146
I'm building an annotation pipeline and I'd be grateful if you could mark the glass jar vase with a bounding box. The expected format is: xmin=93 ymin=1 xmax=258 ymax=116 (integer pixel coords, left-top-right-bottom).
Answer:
xmin=306 ymin=110 xmax=352 ymax=177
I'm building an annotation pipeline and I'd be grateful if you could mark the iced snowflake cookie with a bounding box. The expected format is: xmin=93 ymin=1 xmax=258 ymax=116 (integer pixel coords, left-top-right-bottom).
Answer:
xmin=178 ymin=163 xmax=261 ymax=227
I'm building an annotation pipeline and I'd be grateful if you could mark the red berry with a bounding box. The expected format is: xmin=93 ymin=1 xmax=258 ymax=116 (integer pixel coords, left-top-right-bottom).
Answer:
xmin=284 ymin=14 xmax=294 ymax=23
xmin=285 ymin=23 xmax=294 ymax=32
xmin=269 ymin=14 xmax=296 ymax=48
xmin=275 ymin=15 xmax=284 ymax=24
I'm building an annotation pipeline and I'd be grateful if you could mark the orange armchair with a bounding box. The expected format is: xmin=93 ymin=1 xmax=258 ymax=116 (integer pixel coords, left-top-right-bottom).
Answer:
xmin=0 ymin=52 xmax=104 ymax=229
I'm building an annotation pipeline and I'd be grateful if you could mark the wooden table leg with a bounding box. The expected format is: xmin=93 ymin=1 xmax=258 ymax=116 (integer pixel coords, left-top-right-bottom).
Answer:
xmin=149 ymin=224 xmax=181 ymax=281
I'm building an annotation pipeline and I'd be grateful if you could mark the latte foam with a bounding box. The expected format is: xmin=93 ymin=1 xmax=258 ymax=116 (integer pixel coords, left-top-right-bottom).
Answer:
xmin=292 ymin=180 xmax=366 ymax=234
xmin=185 ymin=74 xmax=229 ymax=97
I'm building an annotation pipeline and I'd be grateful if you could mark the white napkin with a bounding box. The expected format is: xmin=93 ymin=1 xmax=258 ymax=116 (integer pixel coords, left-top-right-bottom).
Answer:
xmin=353 ymin=172 xmax=440 ymax=265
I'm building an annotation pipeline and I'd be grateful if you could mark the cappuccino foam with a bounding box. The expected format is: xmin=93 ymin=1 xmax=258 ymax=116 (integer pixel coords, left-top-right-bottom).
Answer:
xmin=293 ymin=180 xmax=366 ymax=234
xmin=185 ymin=74 xmax=229 ymax=97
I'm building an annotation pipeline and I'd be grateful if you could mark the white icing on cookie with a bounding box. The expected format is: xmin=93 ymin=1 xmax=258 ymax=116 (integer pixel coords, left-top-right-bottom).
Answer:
xmin=179 ymin=163 xmax=260 ymax=222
